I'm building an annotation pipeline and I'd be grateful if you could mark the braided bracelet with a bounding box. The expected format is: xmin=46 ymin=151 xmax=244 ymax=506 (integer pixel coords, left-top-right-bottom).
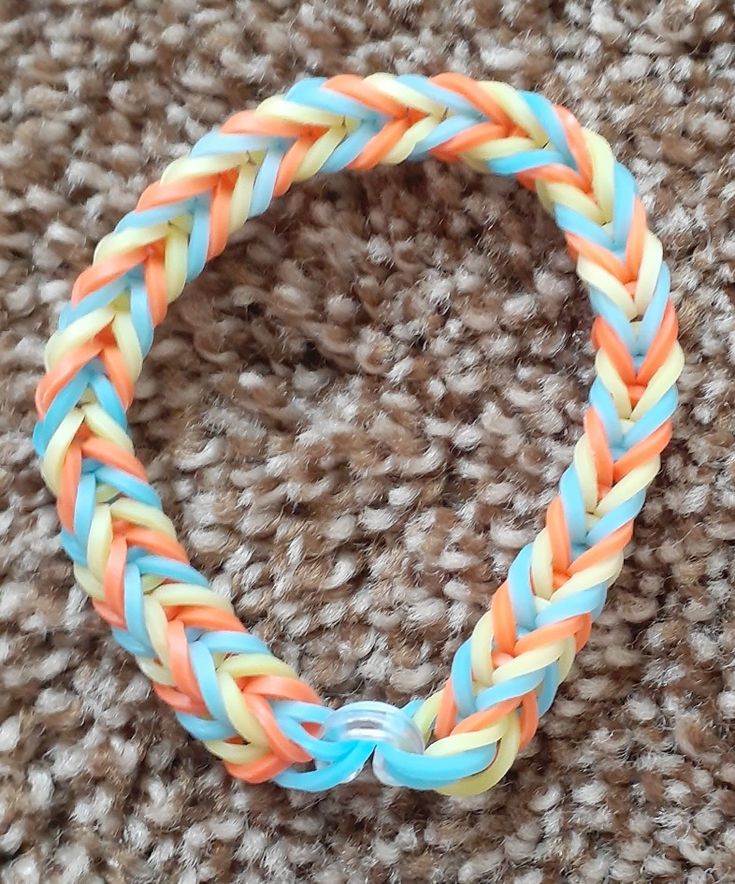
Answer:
xmin=35 ymin=73 xmax=683 ymax=795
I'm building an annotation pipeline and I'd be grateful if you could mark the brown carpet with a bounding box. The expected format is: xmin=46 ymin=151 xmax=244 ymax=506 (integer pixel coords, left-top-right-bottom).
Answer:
xmin=2 ymin=1 xmax=735 ymax=881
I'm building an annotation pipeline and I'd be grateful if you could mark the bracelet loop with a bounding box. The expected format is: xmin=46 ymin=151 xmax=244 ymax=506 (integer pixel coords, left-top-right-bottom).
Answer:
xmin=34 ymin=72 xmax=683 ymax=795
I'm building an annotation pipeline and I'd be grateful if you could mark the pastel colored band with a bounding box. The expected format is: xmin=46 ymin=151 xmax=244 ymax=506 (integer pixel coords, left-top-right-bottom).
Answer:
xmin=34 ymin=73 xmax=683 ymax=795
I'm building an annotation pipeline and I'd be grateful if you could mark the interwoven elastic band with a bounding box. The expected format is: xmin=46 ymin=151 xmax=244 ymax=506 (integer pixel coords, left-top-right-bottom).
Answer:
xmin=35 ymin=73 xmax=683 ymax=795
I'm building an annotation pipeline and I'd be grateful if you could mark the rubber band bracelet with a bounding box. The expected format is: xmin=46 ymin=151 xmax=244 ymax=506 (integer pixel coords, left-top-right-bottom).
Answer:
xmin=34 ymin=73 xmax=683 ymax=795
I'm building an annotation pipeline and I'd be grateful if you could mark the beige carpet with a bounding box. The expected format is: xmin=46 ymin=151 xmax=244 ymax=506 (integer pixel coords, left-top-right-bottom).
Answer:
xmin=2 ymin=1 xmax=735 ymax=881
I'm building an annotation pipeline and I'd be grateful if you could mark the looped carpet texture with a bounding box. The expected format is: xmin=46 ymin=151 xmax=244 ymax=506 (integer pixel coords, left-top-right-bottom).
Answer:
xmin=1 ymin=1 xmax=735 ymax=882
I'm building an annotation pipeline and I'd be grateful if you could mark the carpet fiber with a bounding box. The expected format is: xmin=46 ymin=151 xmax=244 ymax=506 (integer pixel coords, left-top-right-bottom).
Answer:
xmin=2 ymin=1 xmax=735 ymax=881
